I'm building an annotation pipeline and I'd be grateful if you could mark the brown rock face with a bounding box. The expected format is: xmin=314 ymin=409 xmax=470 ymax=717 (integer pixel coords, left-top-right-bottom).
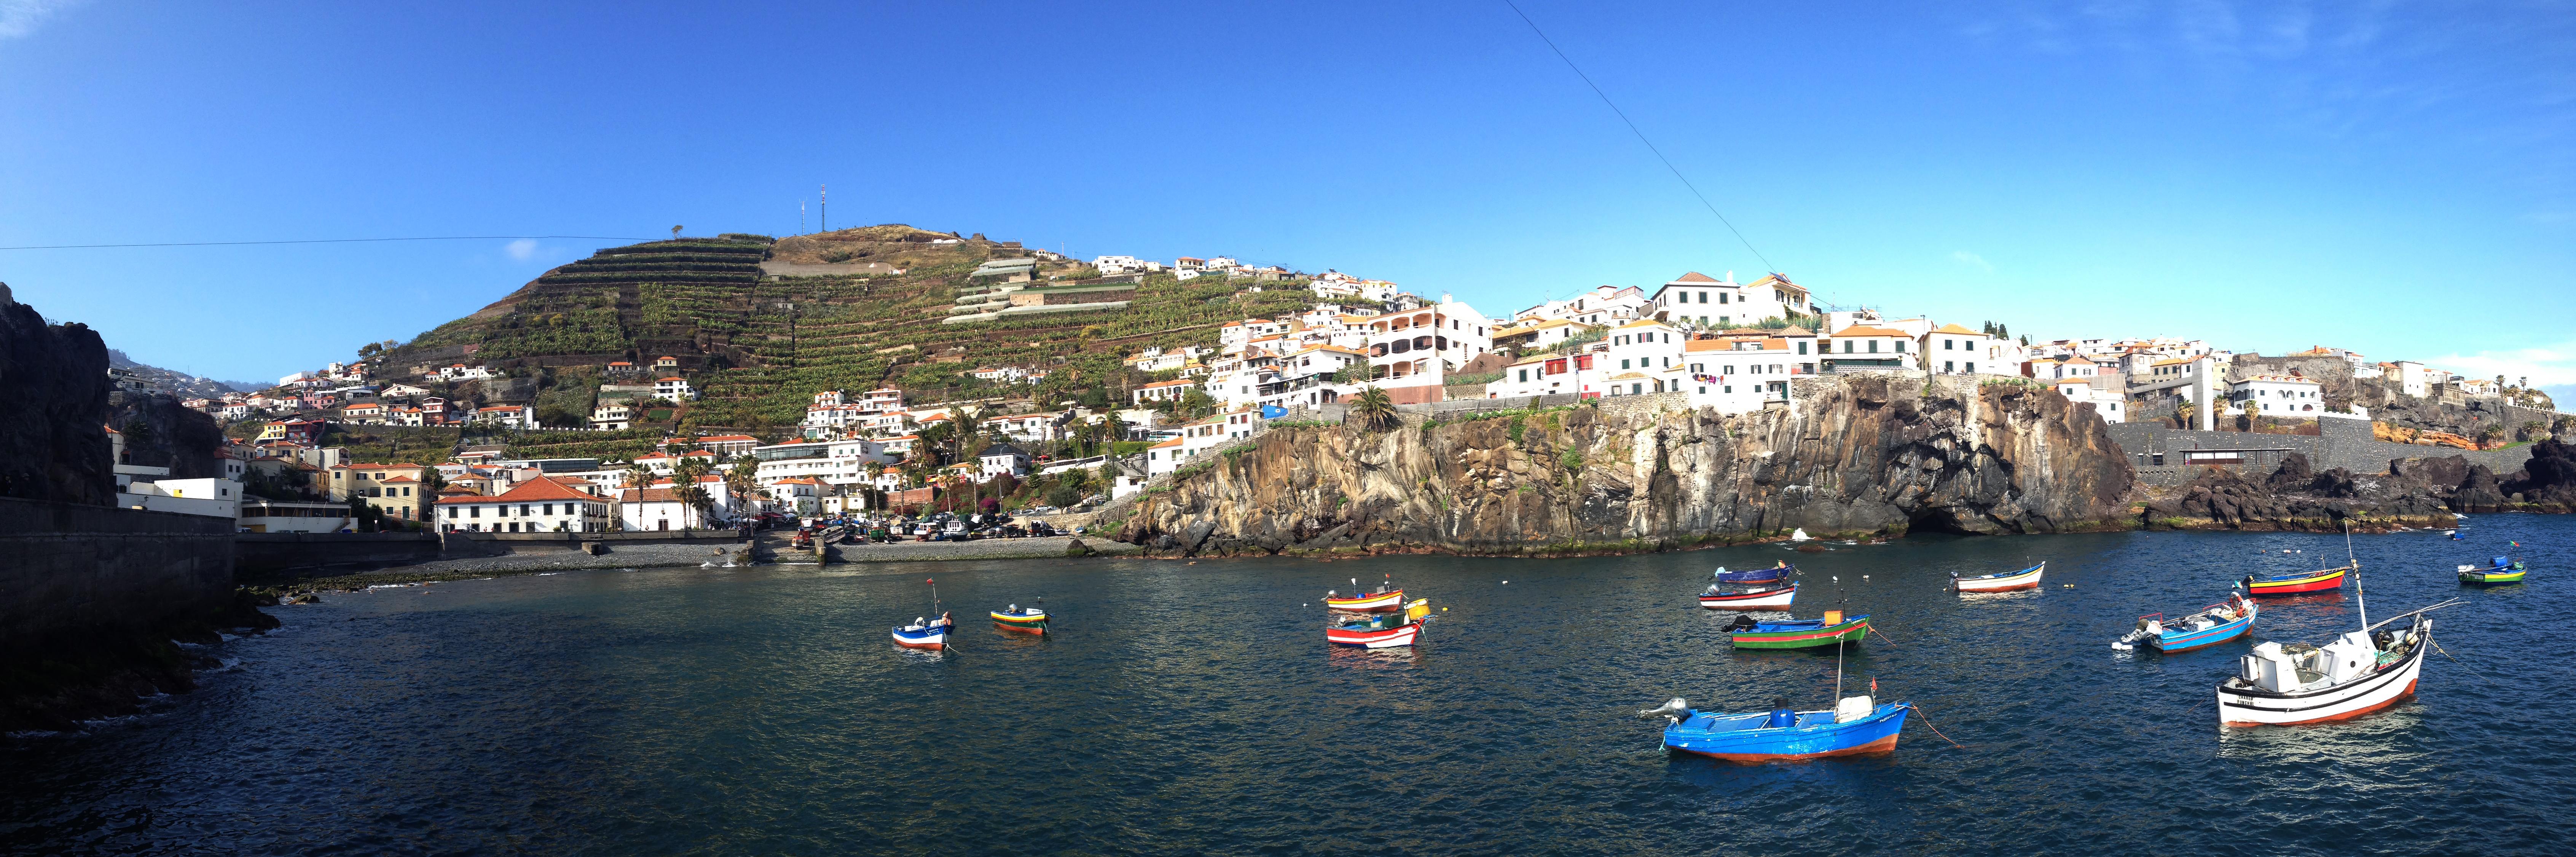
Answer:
xmin=1116 ymin=376 xmax=2135 ymax=556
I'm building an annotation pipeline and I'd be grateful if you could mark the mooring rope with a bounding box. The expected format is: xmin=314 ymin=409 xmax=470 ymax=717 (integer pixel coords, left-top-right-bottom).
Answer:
xmin=1910 ymin=704 xmax=1970 ymax=750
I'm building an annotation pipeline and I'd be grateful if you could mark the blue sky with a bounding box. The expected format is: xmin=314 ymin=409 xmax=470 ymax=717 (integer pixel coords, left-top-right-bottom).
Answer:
xmin=2 ymin=0 xmax=2570 ymax=394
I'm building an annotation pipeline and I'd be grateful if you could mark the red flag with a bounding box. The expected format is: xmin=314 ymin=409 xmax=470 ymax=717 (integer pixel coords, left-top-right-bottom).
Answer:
xmin=1870 ymin=677 xmax=1878 ymax=694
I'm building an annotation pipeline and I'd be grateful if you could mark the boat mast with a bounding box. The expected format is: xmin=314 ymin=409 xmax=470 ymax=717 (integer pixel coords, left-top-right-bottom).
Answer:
xmin=2344 ymin=521 xmax=2365 ymax=631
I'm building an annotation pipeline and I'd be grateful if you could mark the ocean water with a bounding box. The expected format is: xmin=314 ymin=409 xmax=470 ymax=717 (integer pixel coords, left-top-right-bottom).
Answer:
xmin=5 ymin=517 xmax=2568 ymax=855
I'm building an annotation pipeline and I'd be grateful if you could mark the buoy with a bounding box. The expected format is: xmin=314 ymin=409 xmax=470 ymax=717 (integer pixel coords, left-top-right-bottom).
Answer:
xmin=1502 ymin=580 xmax=1509 ymax=584
xmin=1832 ymin=576 xmax=1839 ymax=582
xmin=1441 ymin=607 xmax=1448 ymax=611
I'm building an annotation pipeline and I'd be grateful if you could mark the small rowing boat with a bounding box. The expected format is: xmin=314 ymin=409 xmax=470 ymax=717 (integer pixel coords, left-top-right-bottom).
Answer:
xmin=893 ymin=613 xmax=953 ymax=649
xmin=1326 ymin=598 xmax=1431 ymax=648
xmin=893 ymin=578 xmax=953 ymax=649
xmin=1726 ymin=610 xmax=1870 ymax=650
xmin=991 ymin=602 xmax=1049 ymax=634
xmin=1699 ymin=582 xmax=1796 ymax=610
xmin=1639 ymin=694 xmax=1911 ymax=763
xmin=1323 ymin=575 xmax=1405 ymax=612
xmin=1713 ymin=562 xmax=1795 ymax=584
xmin=2112 ymin=592 xmax=2257 ymax=653
xmin=1953 ymin=562 xmax=2044 ymax=593
xmin=2243 ymin=565 xmax=2348 ymax=596
xmin=2458 ymin=556 xmax=2525 ymax=585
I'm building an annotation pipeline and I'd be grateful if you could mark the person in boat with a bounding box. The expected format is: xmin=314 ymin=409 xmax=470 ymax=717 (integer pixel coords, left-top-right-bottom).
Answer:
xmin=1765 ymin=697 xmax=1795 ymax=729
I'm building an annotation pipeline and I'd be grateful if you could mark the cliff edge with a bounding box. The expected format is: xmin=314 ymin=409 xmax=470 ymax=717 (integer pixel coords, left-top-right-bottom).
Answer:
xmin=1114 ymin=376 xmax=2135 ymax=556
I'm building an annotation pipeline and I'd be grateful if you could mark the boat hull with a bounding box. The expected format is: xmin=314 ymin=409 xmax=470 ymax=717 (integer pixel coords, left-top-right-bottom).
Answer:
xmin=1714 ymin=565 xmax=1793 ymax=584
xmin=1663 ymin=703 xmax=1910 ymax=763
xmin=2147 ymin=607 xmax=2257 ymax=653
xmin=2459 ymin=571 xmax=2524 ymax=585
xmin=2216 ymin=628 xmax=2428 ymax=727
xmin=1324 ymin=590 xmax=1406 ymax=612
xmin=1699 ymin=584 xmax=1796 ymax=610
xmin=1956 ymin=563 xmax=2044 ymax=593
xmin=2244 ymin=567 xmax=2346 ymax=596
xmin=1730 ymin=617 xmax=1870 ymax=650
xmin=891 ymin=627 xmax=949 ymax=649
xmin=1325 ymin=623 xmax=1420 ymax=648
xmin=990 ymin=610 xmax=1048 ymax=634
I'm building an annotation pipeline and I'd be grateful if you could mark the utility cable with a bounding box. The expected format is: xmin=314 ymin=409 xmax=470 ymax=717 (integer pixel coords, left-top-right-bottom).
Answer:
xmin=0 ymin=235 xmax=657 ymax=251
xmin=1500 ymin=0 xmax=1778 ymax=274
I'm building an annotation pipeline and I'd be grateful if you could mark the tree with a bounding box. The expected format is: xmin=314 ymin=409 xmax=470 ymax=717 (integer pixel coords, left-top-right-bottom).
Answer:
xmin=1350 ymin=386 xmax=1399 ymax=431
xmin=671 ymin=455 xmax=714 ymax=527
xmin=723 ymin=453 xmax=761 ymax=514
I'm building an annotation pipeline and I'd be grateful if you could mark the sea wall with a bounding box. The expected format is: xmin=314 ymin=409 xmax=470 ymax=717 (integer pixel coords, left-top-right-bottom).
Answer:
xmin=2107 ymin=419 xmax=2537 ymax=487
xmin=1113 ymin=375 xmax=2135 ymax=556
xmin=0 ymin=497 xmax=235 ymax=650
xmin=235 ymin=531 xmax=443 ymax=574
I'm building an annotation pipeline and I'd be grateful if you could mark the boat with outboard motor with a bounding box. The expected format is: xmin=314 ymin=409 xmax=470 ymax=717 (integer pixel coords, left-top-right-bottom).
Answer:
xmin=893 ymin=578 xmax=954 ymax=649
xmin=2243 ymin=565 xmax=2348 ymax=596
xmin=1953 ymin=562 xmax=2044 ymax=593
xmin=2458 ymin=556 xmax=2525 ymax=585
xmin=1323 ymin=575 xmax=1405 ymax=612
xmin=2112 ymin=591 xmax=2257 ymax=653
xmin=991 ymin=601 xmax=1049 ymax=634
xmin=1326 ymin=598 xmax=1431 ymax=648
xmin=1699 ymin=581 xmax=1797 ymax=610
xmin=1726 ymin=610 xmax=1870 ymax=650
xmin=1638 ymin=694 xmax=1911 ymax=762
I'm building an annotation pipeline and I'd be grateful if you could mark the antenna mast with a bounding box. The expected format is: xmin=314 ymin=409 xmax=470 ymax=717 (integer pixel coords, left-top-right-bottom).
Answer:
xmin=2346 ymin=520 xmax=2366 ymax=630
xmin=820 ymin=184 xmax=827 ymax=233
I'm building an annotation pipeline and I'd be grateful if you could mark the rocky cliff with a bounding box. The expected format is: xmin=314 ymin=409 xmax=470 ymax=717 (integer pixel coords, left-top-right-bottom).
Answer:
xmin=1114 ymin=376 xmax=2135 ymax=556
xmin=0 ymin=282 xmax=115 ymax=506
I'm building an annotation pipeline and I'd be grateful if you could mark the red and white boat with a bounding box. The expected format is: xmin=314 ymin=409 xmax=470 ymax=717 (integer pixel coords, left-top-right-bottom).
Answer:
xmin=1326 ymin=599 xmax=1430 ymax=648
xmin=1953 ymin=562 xmax=2044 ymax=593
xmin=1324 ymin=576 xmax=1406 ymax=612
xmin=1698 ymin=582 xmax=1797 ymax=610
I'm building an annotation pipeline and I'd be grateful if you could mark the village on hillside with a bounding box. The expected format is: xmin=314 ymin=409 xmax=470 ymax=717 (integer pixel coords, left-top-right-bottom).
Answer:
xmin=106 ymin=242 xmax=2567 ymax=537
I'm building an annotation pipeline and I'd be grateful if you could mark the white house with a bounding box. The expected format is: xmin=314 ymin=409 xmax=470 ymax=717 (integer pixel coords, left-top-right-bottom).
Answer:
xmin=1920 ymin=324 xmax=1993 ymax=375
xmin=590 ymin=401 xmax=634 ymax=431
xmin=440 ymin=476 xmax=612 ymax=533
xmin=118 ymin=477 xmax=243 ymax=520
xmin=1824 ymin=325 xmax=1918 ymax=373
xmin=1485 ymin=351 xmax=1605 ymax=399
xmin=1603 ymin=319 xmax=1686 ymax=376
xmin=654 ymin=377 xmax=697 ymax=401
xmin=2230 ymin=374 xmax=2326 ymax=415
xmin=2023 ymin=355 xmax=2100 ymax=381
xmin=1133 ymin=379 xmax=1197 ymax=405
xmin=435 ymin=364 xmax=497 ymax=381
xmin=473 ymin=405 xmax=540 ymax=429
xmin=2055 ymin=378 xmax=2127 ymax=423
xmin=1648 ymin=271 xmax=1813 ymax=329
xmin=977 ymin=443 xmax=1033 ymax=480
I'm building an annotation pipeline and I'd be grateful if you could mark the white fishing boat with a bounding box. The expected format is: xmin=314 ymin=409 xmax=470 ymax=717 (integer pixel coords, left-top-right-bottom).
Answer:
xmin=2214 ymin=524 xmax=2461 ymax=727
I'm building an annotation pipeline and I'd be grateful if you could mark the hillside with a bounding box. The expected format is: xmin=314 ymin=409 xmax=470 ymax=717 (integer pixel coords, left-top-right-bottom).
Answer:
xmin=107 ymin=349 xmax=250 ymax=398
xmin=381 ymin=225 xmax=1329 ymax=432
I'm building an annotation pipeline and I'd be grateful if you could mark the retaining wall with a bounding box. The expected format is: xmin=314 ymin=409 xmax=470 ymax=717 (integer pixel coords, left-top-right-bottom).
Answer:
xmin=2105 ymin=419 xmax=2537 ymax=486
xmin=0 ymin=497 xmax=234 ymax=649
xmin=234 ymin=531 xmax=442 ymax=573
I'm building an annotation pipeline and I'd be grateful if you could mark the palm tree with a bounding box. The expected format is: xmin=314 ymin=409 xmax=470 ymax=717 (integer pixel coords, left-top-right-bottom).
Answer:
xmin=723 ymin=453 xmax=760 ymax=513
xmin=671 ymin=456 xmax=714 ymax=528
xmin=1350 ymin=386 xmax=1398 ymax=431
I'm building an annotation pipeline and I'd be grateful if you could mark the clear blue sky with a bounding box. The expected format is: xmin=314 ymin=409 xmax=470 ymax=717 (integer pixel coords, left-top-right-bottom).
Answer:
xmin=3 ymin=1 xmax=2570 ymax=395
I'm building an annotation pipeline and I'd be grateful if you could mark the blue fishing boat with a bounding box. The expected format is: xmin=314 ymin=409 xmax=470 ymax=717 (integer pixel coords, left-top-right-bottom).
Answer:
xmin=1639 ymin=694 xmax=1912 ymax=763
xmin=1713 ymin=562 xmax=1795 ymax=584
xmin=2110 ymin=592 xmax=2257 ymax=653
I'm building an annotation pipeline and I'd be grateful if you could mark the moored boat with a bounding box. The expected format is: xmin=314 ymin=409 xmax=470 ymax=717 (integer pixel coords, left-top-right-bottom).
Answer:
xmin=1953 ymin=562 xmax=2044 ymax=593
xmin=2457 ymin=556 xmax=2525 ymax=585
xmin=2243 ymin=565 xmax=2348 ymax=596
xmin=1326 ymin=598 xmax=1431 ymax=648
xmin=2111 ymin=592 xmax=2257 ymax=653
xmin=1726 ymin=610 xmax=1869 ymax=650
xmin=991 ymin=602 xmax=1049 ymax=634
xmin=1324 ymin=575 xmax=1405 ymax=612
xmin=1699 ymin=582 xmax=1797 ymax=610
xmin=1713 ymin=562 xmax=1795 ymax=585
xmin=2216 ymin=608 xmax=2447 ymax=727
xmin=1638 ymin=694 xmax=1911 ymax=763
xmin=893 ymin=613 xmax=953 ymax=649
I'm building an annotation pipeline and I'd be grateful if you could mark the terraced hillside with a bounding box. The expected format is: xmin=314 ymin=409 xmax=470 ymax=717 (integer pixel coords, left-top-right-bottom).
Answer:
xmin=386 ymin=225 xmax=1328 ymax=431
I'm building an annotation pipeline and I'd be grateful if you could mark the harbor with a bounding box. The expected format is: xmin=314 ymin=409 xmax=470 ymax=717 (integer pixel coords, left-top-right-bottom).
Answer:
xmin=5 ymin=519 xmax=2562 ymax=854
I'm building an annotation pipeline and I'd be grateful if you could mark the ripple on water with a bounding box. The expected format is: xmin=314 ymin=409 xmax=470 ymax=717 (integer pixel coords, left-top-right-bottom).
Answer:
xmin=2 ymin=521 xmax=2570 ymax=855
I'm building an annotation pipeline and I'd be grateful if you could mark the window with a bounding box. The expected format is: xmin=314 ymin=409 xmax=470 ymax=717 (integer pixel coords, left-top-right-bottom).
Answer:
xmin=1965 ymin=362 xmax=1975 ymax=373
xmin=1945 ymin=339 xmax=1954 ymax=350
xmin=1724 ymin=386 xmax=1733 ymax=393
xmin=1621 ymin=359 xmax=1631 ymax=370
xmin=1868 ymin=341 xmax=1880 ymax=354
xmin=1797 ymin=342 xmax=1808 ymax=355
xmin=1945 ymin=361 xmax=1955 ymax=372
xmin=1720 ymin=293 xmax=1730 ymax=304
xmin=470 ymin=506 xmax=481 ymax=518
xmin=1895 ymin=342 xmax=1906 ymax=353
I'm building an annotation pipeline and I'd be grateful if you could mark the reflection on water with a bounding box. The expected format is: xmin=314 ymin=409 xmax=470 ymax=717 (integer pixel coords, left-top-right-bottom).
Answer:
xmin=2 ymin=519 xmax=2569 ymax=855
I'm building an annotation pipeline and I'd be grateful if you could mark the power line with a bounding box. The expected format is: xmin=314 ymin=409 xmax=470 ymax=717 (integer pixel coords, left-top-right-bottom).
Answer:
xmin=1500 ymin=0 xmax=1779 ymax=275
xmin=0 ymin=235 xmax=657 ymax=251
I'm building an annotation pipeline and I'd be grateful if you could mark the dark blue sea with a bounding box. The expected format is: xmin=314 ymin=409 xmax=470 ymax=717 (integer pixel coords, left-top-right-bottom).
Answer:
xmin=6 ymin=517 xmax=2570 ymax=855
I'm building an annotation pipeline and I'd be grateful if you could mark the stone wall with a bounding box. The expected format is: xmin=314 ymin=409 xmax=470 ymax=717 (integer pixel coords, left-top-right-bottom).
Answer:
xmin=235 ymin=531 xmax=443 ymax=574
xmin=0 ymin=497 xmax=235 ymax=650
xmin=2106 ymin=418 xmax=2536 ymax=486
